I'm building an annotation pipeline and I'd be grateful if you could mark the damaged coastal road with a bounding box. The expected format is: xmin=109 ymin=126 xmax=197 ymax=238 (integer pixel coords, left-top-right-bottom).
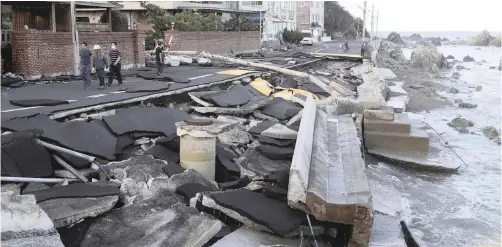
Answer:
xmin=1 ymin=47 xmax=418 ymax=247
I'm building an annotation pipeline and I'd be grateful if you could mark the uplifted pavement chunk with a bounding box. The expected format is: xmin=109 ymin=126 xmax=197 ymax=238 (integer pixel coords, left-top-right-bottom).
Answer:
xmin=2 ymin=194 xmax=65 ymax=247
xmin=193 ymin=96 xmax=271 ymax=115
xmin=287 ymin=97 xmax=372 ymax=246
xmin=260 ymin=98 xmax=303 ymax=120
xmin=103 ymin=106 xmax=190 ymax=137
xmin=237 ymin=148 xmax=291 ymax=178
xmin=2 ymin=115 xmax=117 ymax=160
xmin=200 ymin=84 xmax=252 ymax=107
xmin=80 ymin=191 xmax=222 ymax=247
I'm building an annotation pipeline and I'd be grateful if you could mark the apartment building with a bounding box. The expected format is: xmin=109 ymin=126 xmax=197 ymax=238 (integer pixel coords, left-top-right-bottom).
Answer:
xmin=265 ymin=1 xmax=296 ymax=40
xmin=295 ymin=1 xmax=325 ymax=41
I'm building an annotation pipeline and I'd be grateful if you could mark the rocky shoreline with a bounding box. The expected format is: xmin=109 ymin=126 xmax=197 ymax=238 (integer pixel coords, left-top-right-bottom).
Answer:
xmin=376 ymin=31 xmax=501 ymax=145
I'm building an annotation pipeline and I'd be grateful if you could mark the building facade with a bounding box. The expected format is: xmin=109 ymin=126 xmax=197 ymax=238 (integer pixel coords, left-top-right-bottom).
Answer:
xmin=264 ymin=1 xmax=296 ymax=40
xmin=295 ymin=1 xmax=324 ymax=42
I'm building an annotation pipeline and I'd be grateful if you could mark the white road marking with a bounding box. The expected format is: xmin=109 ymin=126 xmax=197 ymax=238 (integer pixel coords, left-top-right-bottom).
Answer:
xmin=189 ymin=74 xmax=213 ymax=80
xmin=110 ymin=91 xmax=126 ymax=94
xmin=2 ymin=106 xmax=43 ymax=113
xmin=86 ymin=94 xmax=107 ymax=98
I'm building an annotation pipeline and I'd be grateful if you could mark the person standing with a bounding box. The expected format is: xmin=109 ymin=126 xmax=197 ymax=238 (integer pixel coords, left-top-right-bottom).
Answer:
xmin=79 ymin=42 xmax=92 ymax=89
xmin=92 ymin=45 xmax=108 ymax=90
xmin=108 ymin=42 xmax=123 ymax=86
xmin=155 ymin=40 xmax=165 ymax=76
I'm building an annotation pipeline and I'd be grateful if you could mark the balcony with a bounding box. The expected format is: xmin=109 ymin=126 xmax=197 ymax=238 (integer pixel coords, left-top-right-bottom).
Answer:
xmin=76 ymin=23 xmax=110 ymax=32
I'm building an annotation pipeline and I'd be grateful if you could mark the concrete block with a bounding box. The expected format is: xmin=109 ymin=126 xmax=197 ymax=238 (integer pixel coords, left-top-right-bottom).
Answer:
xmin=364 ymin=113 xmax=411 ymax=133
xmin=1 ymin=194 xmax=64 ymax=247
xmin=364 ymin=127 xmax=429 ymax=152
xmin=375 ymin=67 xmax=397 ymax=80
xmin=288 ymin=97 xmax=317 ymax=209
xmin=363 ymin=109 xmax=395 ymax=121
xmin=388 ymin=81 xmax=408 ymax=97
xmin=386 ymin=96 xmax=409 ymax=113
xmin=369 ymin=213 xmax=406 ymax=247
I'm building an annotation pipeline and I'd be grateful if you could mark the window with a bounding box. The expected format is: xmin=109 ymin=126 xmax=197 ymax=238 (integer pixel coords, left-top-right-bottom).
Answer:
xmin=76 ymin=17 xmax=90 ymax=23
xmin=311 ymin=14 xmax=314 ymax=22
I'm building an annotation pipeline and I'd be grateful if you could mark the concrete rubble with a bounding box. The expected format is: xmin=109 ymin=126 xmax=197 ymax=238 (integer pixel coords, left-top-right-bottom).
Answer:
xmin=1 ymin=46 xmax=428 ymax=247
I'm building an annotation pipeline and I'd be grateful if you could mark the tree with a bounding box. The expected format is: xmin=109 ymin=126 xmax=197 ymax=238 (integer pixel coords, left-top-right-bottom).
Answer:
xmin=1 ymin=5 xmax=12 ymax=30
xmin=140 ymin=2 xmax=223 ymax=49
xmin=223 ymin=14 xmax=259 ymax=31
xmin=324 ymin=1 xmax=369 ymax=39
xmin=99 ymin=10 xmax=129 ymax=32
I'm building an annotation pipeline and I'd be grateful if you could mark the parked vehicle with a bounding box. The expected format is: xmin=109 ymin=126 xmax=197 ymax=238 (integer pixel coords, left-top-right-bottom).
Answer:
xmin=300 ymin=31 xmax=313 ymax=46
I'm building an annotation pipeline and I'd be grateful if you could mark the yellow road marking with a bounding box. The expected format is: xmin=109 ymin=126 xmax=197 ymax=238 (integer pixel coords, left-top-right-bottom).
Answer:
xmin=217 ymin=69 xmax=253 ymax=76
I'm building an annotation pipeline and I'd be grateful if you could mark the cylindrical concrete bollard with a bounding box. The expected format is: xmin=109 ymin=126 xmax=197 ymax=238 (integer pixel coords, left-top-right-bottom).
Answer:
xmin=179 ymin=135 xmax=216 ymax=180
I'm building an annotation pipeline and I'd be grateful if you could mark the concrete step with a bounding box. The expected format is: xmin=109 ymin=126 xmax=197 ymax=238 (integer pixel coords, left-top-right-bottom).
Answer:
xmin=364 ymin=127 xmax=429 ymax=152
xmin=364 ymin=113 xmax=411 ymax=133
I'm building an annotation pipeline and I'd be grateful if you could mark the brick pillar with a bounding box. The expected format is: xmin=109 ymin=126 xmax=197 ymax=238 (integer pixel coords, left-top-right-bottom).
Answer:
xmin=11 ymin=29 xmax=41 ymax=76
xmin=132 ymin=30 xmax=145 ymax=68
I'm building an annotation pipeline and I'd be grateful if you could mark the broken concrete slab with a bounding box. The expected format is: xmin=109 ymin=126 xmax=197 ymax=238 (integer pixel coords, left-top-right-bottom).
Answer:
xmin=211 ymin=227 xmax=301 ymax=247
xmin=166 ymin=169 xmax=220 ymax=192
xmin=369 ymin=212 xmax=406 ymax=247
xmin=258 ymin=135 xmax=295 ymax=147
xmin=374 ymin=67 xmax=397 ymax=80
xmin=364 ymin=109 xmax=395 ymax=121
xmin=23 ymin=182 xmax=120 ymax=203
xmin=288 ymin=97 xmax=372 ymax=246
xmin=193 ymin=96 xmax=271 ymax=115
xmin=1 ymin=183 xmax=21 ymax=196
xmin=386 ymin=96 xmax=409 ymax=113
xmin=1 ymin=194 xmax=65 ymax=247
xmin=81 ymin=191 xmax=222 ymax=247
xmin=38 ymin=195 xmax=119 ymax=228
xmin=388 ymin=81 xmax=408 ymax=97
xmin=217 ymin=126 xmax=251 ymax=146
xmin=237 ymin=148 xmax=291 ymax=178
xmin=103 ymin=156 xmax=170 ymax=204
xmin=257 ymin=144 xmax=294 ymax=160
xmin=188 ymin=91 xmax=220 ymax=107
xmin=261 ymin=124 xmax=298 ymax=140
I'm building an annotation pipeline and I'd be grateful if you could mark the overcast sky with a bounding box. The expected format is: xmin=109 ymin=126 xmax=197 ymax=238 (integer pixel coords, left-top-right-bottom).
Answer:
xmin=338 ymin=0 xmax=502 ymax=32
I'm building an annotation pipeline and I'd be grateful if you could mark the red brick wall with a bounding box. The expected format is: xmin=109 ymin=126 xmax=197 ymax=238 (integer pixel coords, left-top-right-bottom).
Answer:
xmin=11 ymin=30 xmax=145 ymax=76
xmin=164 ymin=31 xmax=260 ymax=55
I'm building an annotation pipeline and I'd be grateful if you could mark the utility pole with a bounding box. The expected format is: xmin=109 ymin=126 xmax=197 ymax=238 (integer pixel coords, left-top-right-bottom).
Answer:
xmin=362 ymin=1 xmax=367 ymax=41
xmin=71 ymin=1 xmax=79 ymax=76
xmin=376 ymin=10 xmax=379 ymax=40
xmin=370 ymin=4 xmax=374 ymax=42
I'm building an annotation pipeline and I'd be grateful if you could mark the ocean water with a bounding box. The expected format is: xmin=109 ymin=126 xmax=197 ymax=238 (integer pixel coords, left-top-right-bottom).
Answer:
xmin=372 ymin=45 xmax=501 ymax=247
xmin=378 ymin=31 xmax=502 ymax=40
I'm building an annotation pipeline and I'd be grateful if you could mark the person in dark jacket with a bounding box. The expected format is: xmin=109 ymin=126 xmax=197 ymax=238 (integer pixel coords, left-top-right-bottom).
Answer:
xmin=92 ymin=45 xmax=108 ymax=90
xmin=361 ymin=42 xmax=367 ymax=57
xmin=79 ymin=42 xmax=92 ymax=89
xmin=155 ymin=40 xmax=165 ymax=76
xmin=107 ymin=42 xmax=123 ymax=86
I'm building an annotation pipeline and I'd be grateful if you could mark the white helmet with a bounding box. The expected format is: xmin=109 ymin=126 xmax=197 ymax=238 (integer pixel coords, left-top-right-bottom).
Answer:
xmin=93 ymin=44 xmax=101 ymax=50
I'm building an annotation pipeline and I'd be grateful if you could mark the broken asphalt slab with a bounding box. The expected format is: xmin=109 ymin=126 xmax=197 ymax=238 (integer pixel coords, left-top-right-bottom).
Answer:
xmin=80 ymin=191 xmax=222 ymax=247
xmin=10 ymin=99 xmax=70 ymax=107
xmin=261 ymin=123 xmax=298 ymax=140
xmin=211 ymin=226 xmax=301 ymax=247
xmin=192 ymin=96 xmax=271 ymax=115
xmin=200 ymin=84 xmax=252 ymax=107
xmin=2 ymin=115 xmax=117 ymax=160
xmin=103 ymin=106 xmax=190 ymax=137
xmin=260 ymin=98 xmax=303 ymax=120
xmin=237 ymin=148 xmax=291 ymax=178
xmin=22 ymin=182 xmax=120 ymax=203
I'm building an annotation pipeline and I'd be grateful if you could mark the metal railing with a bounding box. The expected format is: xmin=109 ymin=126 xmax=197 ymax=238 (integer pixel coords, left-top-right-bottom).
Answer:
xmin=76 ymin=23 xmax=110 ymax=32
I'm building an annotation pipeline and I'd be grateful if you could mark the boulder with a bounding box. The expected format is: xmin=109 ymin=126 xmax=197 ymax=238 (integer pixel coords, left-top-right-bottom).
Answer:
xmin=387 ymin=32 xmax=404 ymax=44
xmin=458 ymin=103 xmax=478 ymax=109
xmin=448 ymin=87 xmax=459 ymax=94
xmin=454 ymin=99 xmax=464 ymax=104
xmin=410 ymin=45 xmax=447 ymax=74
xmin=463 ymin=55 xmax=475 ymax=62
xmin=430 ymin=37 xmax=442 ymax=46
xmin=409 ymin=33 xmax=423 ymax=41
xmin=476 ymin=85 xmax=482 ymax=91
xmin=489 ymin=36 xmax=501 ymax=47
xmin=482 ymin=126 xmax=499 ymax=140
xmin=446 ymin=55 xmax=455 ymax=59
xmin=451 ymin=72 xmax=461 ymax=79
xmin=447 ymin=117 xmax=474 ymax=133
xmin=469 ymin=30 xmax=494 ymax=46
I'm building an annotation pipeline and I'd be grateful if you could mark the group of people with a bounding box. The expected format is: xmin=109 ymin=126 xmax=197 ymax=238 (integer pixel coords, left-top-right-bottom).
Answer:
xmin=79 ymin=42 xmax=123 ymax=90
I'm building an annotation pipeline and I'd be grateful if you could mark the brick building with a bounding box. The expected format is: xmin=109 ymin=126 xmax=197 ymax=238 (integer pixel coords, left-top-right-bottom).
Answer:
xmin=2 ymin=1 xmax=145 ymax=77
